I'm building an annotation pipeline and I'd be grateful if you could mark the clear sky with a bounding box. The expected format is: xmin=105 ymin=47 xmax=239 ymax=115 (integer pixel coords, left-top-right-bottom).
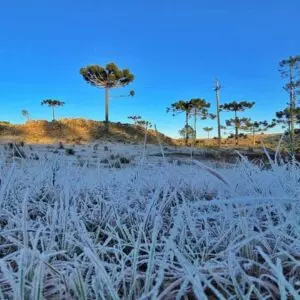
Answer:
xmin=0 ymin=0 xmax=299 ymax=138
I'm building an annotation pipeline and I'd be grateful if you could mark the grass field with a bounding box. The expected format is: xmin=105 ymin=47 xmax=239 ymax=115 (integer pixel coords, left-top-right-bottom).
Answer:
xmin=0 ymin=142 xmax=299 ymax=299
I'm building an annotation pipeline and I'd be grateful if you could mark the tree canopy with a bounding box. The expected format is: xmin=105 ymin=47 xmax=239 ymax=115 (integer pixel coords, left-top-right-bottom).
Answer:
xmin=80 ymin=63 xmax=134 ymax=88
xmin=80 ymin=62 xmax=134 ymax=123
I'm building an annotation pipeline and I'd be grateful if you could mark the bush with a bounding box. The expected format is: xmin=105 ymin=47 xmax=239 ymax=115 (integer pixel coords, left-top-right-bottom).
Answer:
xmin=119 ymin=156 xmax=130 ymax=164
xmin=65 ymin=148 xmax=75 ymax=155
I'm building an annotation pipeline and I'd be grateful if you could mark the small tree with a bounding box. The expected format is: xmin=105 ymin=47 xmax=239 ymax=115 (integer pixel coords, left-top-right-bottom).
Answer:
xmin=242 ymin=120 xmax=276 ymax=146
xmin=41 ymin=99 xmax=65 ymax=121
xmin=220 ymin=101 xmax=255 ymax=145
xmin=167 ymin=100 xmax=194 ymax=145
xmin=128 ymin=115 xmax=142 ymax=124
xmin=136 ymin=119 xmax=152 ymax=130
xmin=21 ymin=109 xmax=30 ymax=122
xmin=80 ymin=63 xmax=134 ymax=123
xmin=203 ymin=127 xmax=213 ymax=139
xmin=279 ymin=55 xmax=300 ymax=146
xmin=179 ymin=125 xmax=195 ymax=140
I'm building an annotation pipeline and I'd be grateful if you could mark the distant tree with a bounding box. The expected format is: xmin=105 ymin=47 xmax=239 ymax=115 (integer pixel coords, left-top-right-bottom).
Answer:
xmin=21 ymin=109 xmax=30 ymax=122
xmin=41 ymin=99 xmax=65 ymax=121
xmin=136 ymin=119 xmax=152 ymax=129
xmin=167 ymin=100 xmax=194 ymax=145
xmin=220 ymin=101 xmax=255 ymax=145
xmin=225 ymin=117 xmax=250 ymax=145
xmin=275 ymin=106 xmax=300 ymax=131
xmin=279 ymin=55 xmax=300 ymax=146
xmin=190 ymin=98 xmax=215 ymax=143
xmin=242 ymin=120 xmax=276 ymax=145
xmin=111 ymin=89 xmax=135 ymax=99
xmin=128 ymin=115 xmax=141 ymax=124
xmin=203 ymin=127 xmax=213 ymax=139
xmin=80 ymin=63 xmax=134 ymax=123
xmin=179 ymin=125 xmax=195 ymax=140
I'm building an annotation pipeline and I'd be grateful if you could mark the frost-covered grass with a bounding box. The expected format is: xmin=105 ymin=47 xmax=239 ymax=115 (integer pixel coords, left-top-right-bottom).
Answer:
xmin=0 ymin=149 xmax=300 ymax=299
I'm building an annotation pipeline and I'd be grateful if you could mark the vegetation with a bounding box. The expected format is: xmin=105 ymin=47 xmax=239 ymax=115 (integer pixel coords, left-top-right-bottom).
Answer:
xmin=41 ymin=99 xmax=65 ymax=121
xmin=220 ymin=101 xmax=255 ymax=145
xmin=242 ymin=120 xmax=276 ymax=145
xmin=203 ymin=126 xmax=213 ymax=139
xmin=279 ymin=55 xmax=300 ymax=147
xmin=179 ymin=125 xmax=195 ymax=140
xmin=80 ymin=62 xmax=134 ymax=122
xmin=21 ymin=109 xmax=30 ymax=122
xmin=128 ymin=115 xmax=142 ymax=124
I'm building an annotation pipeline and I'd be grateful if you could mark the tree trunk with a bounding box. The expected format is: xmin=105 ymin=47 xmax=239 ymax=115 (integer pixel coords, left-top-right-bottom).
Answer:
xmin=105 ymin=87 xmax=109 ymax=123
xmin=289 ymin=65 xmax=295 ymax=149
xmin=215 ymin=80 xmax=221 ymax=147
xmin=234 ymin=110 xmax=239 ymax=146
xmin=185 ymin=112 xmax=189 ymax=146
xmin=52 ymin=107 xmax=55 ymax=121
xmin=252 ymin=128 xmax=255 ymax=146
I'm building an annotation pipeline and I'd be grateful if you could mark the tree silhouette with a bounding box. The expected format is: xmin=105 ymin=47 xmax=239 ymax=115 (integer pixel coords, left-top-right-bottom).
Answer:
xmin=190 ymin=98 xmax=215 ymax=144
xmin=203 ymin=127 xmax=213 ymax=139
xmin=21 ymin=109 xmax=30 ymax=122
xmin=242 ymin=120 xmax=276 ymax=146
xmin=275 ymin=107 xmax=300 ymax=131
xmin=279 ymin=55 xmax=300 ymax=147
xmin=128 ymin=115 xmax=141 ymax=124
xmin=225 ymin=117 xmax=250 ymax=145
xmin=167 ymin=100 xmax=194 ymax=145
xmin=41 ymin=99 xmax=65 ymax=121
xmin=179 ymin=125 xmax=195 ymax=140
xmin=220 ymin=101 xmax=255 ymax=145
xmin=80 ymin=63 xmax=134 ymax=123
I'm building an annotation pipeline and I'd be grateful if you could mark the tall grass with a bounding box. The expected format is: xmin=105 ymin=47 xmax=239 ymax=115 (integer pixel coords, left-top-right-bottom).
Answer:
xmin=0 ymin=147 xmax=299 ymax=299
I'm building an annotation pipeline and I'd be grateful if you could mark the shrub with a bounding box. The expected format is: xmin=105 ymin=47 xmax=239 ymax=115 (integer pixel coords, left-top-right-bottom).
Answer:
xmin=119 ymin=156 xmax=130 ymax=164
xmin=58 ymin=142 xmax=64 ymax=149
xmin=65 ymin=148 xmax=75 ymax=155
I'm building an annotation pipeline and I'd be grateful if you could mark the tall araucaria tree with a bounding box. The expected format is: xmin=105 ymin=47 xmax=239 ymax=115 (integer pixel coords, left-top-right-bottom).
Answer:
xmin=80 ymin=63 xmax=134 ymax=123
xmin=190 ymin=98 xmax=215 ymax=144
xmin=167 ymin=100 xmax=194 ymax=146
xmin=220 ymin=101 xmax=255 ymax=145
xmin=279 ymin=55 xmax=300 ymax=146
xmin=41 ymin=99 xmax=65 ymax=121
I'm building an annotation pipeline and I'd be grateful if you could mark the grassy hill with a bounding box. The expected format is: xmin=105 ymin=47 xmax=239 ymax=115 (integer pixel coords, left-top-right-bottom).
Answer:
xmin=0 ymin=119 xmax=175 ymax=145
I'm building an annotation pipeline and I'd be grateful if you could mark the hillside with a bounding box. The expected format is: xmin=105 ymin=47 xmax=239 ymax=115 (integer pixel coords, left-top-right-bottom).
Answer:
xmin=0 ymin=119 xmax=175 ymax=145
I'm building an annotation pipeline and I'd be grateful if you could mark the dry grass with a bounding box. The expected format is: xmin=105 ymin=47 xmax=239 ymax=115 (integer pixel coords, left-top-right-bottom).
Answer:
xmin=0 ymin=119 xmax=174 ymax=145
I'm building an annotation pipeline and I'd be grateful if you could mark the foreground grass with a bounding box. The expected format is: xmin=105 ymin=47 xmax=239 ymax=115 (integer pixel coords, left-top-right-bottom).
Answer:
xmin=0 ymin=148 xmax=299 ymax=299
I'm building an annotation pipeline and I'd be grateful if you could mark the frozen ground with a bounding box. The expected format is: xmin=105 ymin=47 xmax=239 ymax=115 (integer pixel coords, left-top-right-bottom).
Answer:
xmin=0 ymin=142 xmax=300 ymax=299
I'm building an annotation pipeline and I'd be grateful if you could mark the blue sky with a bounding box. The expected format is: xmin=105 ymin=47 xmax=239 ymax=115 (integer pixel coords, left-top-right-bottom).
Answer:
xmin=0 ymin=0 xmax=299 ymax=138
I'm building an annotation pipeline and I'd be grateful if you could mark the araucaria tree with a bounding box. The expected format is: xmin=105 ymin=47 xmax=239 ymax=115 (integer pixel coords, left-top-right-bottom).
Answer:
xmin=242 ymin=120 xmax=276 ymax=146
xmin=128 ymin=115 xmax=141 ymax=124
xmin=21 ymin=109 xmax=30 ymax=122
xmin=167 ymin=99 xmax=214 ymax=146
xmin=220 ymin=101 xmax=255 ymax=145
xmin=41 ymin=99 xmax=65 ymax=121
xmin=203 ymin=127 xmax=213 ymax=139
xmin=179 ymin=125 xmax=195 ymax=140
xmin=167 ymin=100 xmax=193 ymax=145
xmin=279 ymin=55 xmax=300 ymax=146
xmin=190 ymin=98 xmax=215 ymax=143
xmin=275 ymin=107 xmax=300 ymax=131
xmin=80 ymin=63 xmax=134 ymax=123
